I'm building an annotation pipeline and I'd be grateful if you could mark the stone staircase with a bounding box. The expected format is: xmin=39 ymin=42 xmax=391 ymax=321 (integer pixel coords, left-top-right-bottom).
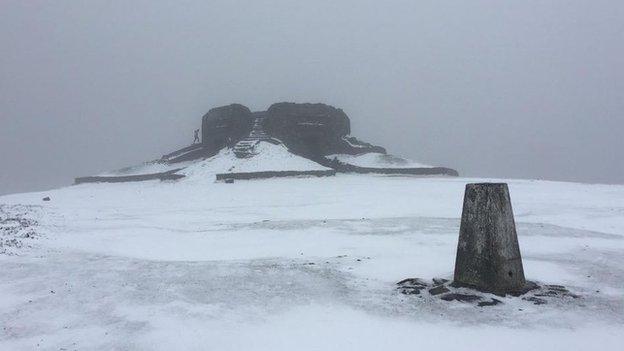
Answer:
xmin=232 ymin=139 xmax=259 ymax=158
xmin=233 ymin=112 xmax=271 ymax=158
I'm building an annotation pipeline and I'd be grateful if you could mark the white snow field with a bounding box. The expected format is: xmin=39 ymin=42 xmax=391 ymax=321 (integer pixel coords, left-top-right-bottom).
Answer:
xmin=1 ymin=174 xmax=623 ymax=350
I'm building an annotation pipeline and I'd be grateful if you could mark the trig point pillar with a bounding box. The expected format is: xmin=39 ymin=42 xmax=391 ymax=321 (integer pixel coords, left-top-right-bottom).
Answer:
xmin=453 ymin=183 xmax=526 ymax=294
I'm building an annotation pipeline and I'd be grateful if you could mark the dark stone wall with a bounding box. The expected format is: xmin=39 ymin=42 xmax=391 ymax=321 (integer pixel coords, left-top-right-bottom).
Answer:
xmin=199 ymin=102 xmax=387 ymax=158
xmin=264 ymin=103 xmax=350 ymax=157
xmin=216 ymin=169 xmax=336 ymax=181
xmin=75 ymin=169 xmax=184 ymax=184
xmin=263 ymin=102 xmax=384 ymax=158
xmin=201 ymin=104 xmax=253 ymax=154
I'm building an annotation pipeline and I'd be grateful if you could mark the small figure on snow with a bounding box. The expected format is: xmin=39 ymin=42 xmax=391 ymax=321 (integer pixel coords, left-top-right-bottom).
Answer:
xmin=193 ymin=129 xmax=200 ymax=143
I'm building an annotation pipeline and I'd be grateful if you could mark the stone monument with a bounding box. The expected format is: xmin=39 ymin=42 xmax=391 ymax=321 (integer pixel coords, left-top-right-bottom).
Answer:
xmin=453 ymin=183 xmax=527 ymax=294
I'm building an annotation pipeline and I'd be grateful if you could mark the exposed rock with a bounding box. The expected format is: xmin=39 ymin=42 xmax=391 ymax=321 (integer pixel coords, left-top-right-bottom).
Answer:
xmin=477 ymin=298 xmax=503 ymax=307
xmin=505 ymin=280 xmax=539 ymax=296
xmin=397 ymin=275 xmax=580 ymax=308
xmin=398 ymin=287 xmax=423 ymax=295
xmin=545 ymin=284 xmax=568 ymax=292
xmin=397 ymin=278 xmax=429 ymax=295
xmin=432 ymin=278 xmax=450 ymax=286
xmin=523 ymin=296 xmax=547 ymax=305
xmin=535 ymin=285 xmax=580 ymax=299
xmin=397 ymin=278 xmax=428 ymax=287
xmin=440 ymin=293 xmax=482 ymax=303
xmin=42 ymin=197 xmax=50 ymax=201
xmin=429 ymin=285 xmax=450 ymax=296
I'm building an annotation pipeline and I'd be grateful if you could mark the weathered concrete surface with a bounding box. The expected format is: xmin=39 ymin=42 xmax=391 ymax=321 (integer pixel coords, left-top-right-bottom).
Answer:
xmin=453 ymin=183 xmax=526 ymax=294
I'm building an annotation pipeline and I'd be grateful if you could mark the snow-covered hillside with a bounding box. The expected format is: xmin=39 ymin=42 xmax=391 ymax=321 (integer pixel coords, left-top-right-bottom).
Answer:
xmin=95 ymin=141 xmax=330 ymax=181
xmin=181 ymin=141 xmax=330 ymax=178
xmin=1 ymin=175 xmax=623 ymax=350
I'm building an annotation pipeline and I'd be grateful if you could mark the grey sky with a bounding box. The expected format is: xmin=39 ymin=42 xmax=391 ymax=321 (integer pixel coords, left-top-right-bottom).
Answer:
xmin=1 ymin=0 xmax=622 ymax=195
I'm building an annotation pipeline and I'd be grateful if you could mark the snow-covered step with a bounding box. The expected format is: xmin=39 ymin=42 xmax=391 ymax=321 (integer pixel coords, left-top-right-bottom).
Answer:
xmin=233 ymin=139 xmax=260 ymax=158
xmin=232 ymin=113 xmax=272 ymax=158
xmin=248 ymin=115 xmax=270 ymax=140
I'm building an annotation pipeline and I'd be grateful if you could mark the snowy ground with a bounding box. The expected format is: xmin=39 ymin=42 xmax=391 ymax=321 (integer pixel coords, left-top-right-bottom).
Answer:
xmin=1 ymin=175 xmax=623 ymax=350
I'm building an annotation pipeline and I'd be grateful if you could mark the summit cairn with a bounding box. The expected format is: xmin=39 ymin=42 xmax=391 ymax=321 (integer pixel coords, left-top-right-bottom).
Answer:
xmin=453 ymin=183 xmax=528 ymax=295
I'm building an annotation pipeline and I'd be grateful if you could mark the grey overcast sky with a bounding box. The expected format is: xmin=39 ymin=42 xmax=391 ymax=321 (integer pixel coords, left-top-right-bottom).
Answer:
xmin=1 ymin=0 xmax=622 ymax=195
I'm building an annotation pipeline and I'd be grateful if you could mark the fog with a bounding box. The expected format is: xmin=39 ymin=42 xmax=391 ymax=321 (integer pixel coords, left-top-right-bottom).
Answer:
xmin=1 ymin=0 xmax=622 ymax=195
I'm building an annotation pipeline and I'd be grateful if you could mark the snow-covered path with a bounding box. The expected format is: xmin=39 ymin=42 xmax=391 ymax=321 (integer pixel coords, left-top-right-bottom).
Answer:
xmin=1 ymin=175 xmax=623 ymax=350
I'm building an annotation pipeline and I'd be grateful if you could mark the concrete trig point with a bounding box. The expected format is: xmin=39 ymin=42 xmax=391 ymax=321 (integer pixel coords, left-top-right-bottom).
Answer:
xmin=453 ymin=183 xmax=527 ymax=295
